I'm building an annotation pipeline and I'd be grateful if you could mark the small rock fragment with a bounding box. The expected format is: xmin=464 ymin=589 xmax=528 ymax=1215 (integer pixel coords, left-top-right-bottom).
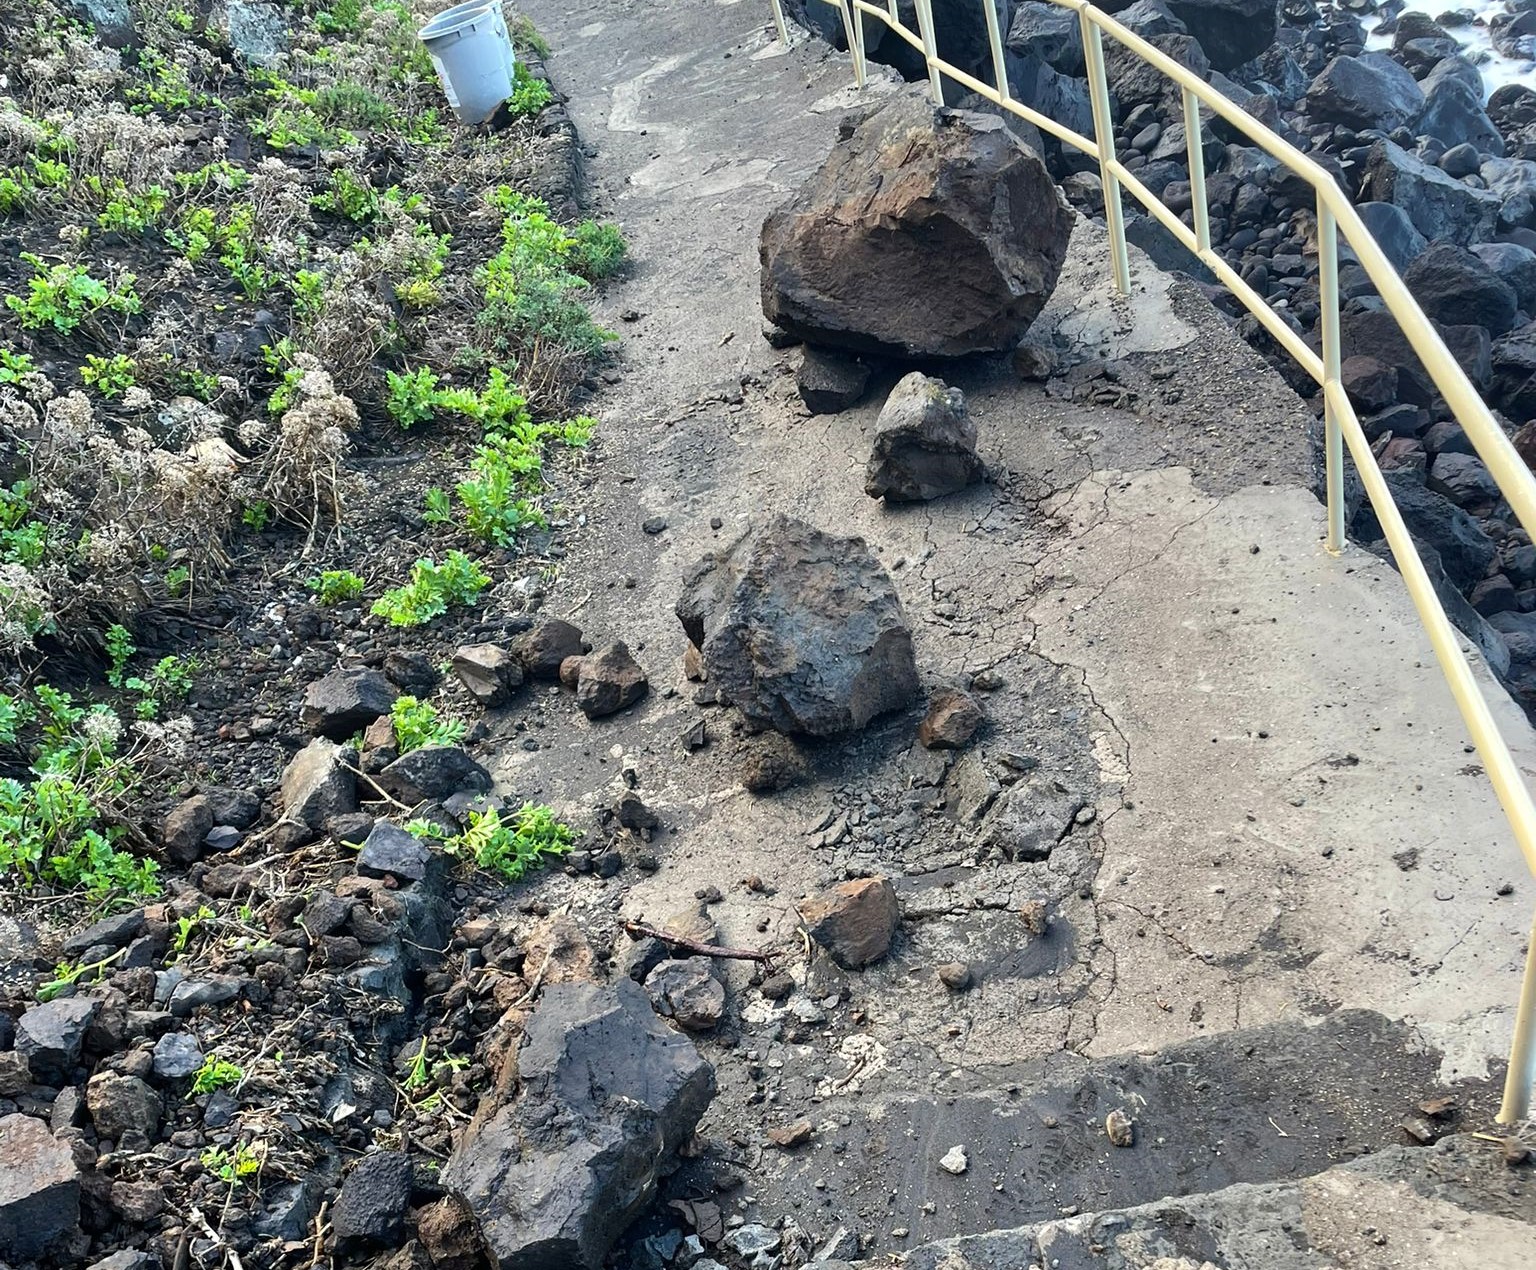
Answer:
xmin=1105 ymin=1107 xmax=1135 ymax=1148
xmin=162 ymin=796 xmax=215 ymax=866
xmin=767 ymin=1120 xmax=814 ymax=1149
xmin=644 ymin=960 xmax=726 ymax=1033
xmin=800 ymin=877 xmax=899 ymax=969
xmin=510 ymin=618 xmax=587 ymax=679
xmin=796 ymin=346 xmax=870 ymax=414
xmin=0 ymin=1114 xmax=81 ymax=1260
xmin=333 ymin=1151 xmax=414 ymax=1248
xmin=918 ymin=687 xmax=984 ymax=750
xmin=937 ymin=961 xmax=972 ymax=991
xmin=357 ymin=821 xmax=431 ymax=885
xmin=865 ymin=373 xmax=984 ymax=502
xmin=1503 ymin=1136 xmax=1531 ymax=1166
xmin=937 ymin=1145 xmax=969 ymax=1175
xmin=452 ymin=644 xmax=524 ymax=707
xmin=559 ymin=655 xmax=584 ymax=688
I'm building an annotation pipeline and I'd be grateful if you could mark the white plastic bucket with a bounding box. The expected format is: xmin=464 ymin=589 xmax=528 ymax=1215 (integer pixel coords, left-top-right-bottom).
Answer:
xmin=426 ymin=0 xmax=516 ymax=80
xmin=420 ymin=3 xmax=514 ymax=125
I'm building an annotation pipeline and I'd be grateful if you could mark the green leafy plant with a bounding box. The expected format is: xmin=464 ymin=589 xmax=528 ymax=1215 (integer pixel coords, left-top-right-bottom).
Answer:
xmin=81 ymin=353 xmax=137 ymax=398
xmin=391 ymin=696 xmax=466 ymax=753
xmin=0 ymin=688 xmax=162 ymax=902
xmin=570 ymin=220 xmax=627 ymax=280
xmin=5 ymin=255 xmax=142 ymax=332
xmin=292 ymin=268 xmax=326 ymax=321
xmin=507 ymin=63 xmax=553 ymax=118
xmin=475 ymin=190 xmax=618 ymax=367
xmin=307 ymin=569 xmax=365 ymax=604
xmin=412 ymin=803 xmax=574 ymax=881
xmin=314 ymin=81 xmax=395 ymax=130
xmin=457 ymin=434 xmax=547 ymax=547
xmin=96 ymin=184 xmax=169 ymax=234
xmin=0 ymin=349 xmax=35 ymax=385
xmin=385 ymin=366 xmax=439 ymax=428
xmin=38 ymin=948 xmax=126 ymax=1002
xmin=241 ymin=502 xmax=271 ymax=531
xmin=422 ymin=487 xmax=452 ymax=525
xmin=172 ymin=904 xmax=215 ymax=956
xmin=313 ymin=167 xmax=379 ymax=223
xmin=371 ymin=552 xmax=490 ymax=627
xmin=201 ymin=1141 xmax=265 ymax=1187
xmin=164 ymin=564 xmax=192 ymax=597
xmin=105 ymin=624 xmax=135 ymax=688
xmin=312 ymin=0 xmax=363 ymax=34
xmin=124 ymin=655 xmax=196 ymax=719
xmin=191 ymin=1055 xmax=244 ymax=1094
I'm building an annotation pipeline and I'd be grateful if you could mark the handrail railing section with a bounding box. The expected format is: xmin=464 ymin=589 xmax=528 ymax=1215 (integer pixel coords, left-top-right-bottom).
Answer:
xmin=764 ymin=0 xmax=1536 ymax=1125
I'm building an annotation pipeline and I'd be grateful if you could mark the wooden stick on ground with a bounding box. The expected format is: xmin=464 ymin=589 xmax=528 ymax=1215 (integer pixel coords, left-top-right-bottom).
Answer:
xmin=622 ymin=921 xmax=779 ymax=965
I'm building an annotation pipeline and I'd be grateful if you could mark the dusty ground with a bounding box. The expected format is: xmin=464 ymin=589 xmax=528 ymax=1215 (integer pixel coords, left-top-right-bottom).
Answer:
xmin=477 ymin=0 xmax=1536 ymax=1258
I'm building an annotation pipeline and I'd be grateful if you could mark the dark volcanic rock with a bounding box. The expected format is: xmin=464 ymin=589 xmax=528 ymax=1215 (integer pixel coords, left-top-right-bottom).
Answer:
xmin=576 ymin=642 xmax=650 ymax=719
xmin=16 ymin=997 xmax=99 ymax=1083
xmin=1356 ymin=202 xmax=1429 ymax=273
xmin=796 ymin=346 xmax=870 ymax=414
xmin=1164 ymin=0 xmax=1275 ymax=70
xmin=375 ymin=746 xmax=491 ymax=804
xmin=1305 ymin=54 xmax=1424 ymax=131
xmin=677 ymin=515 xmax=920 ymax=737
xmin=1354 ymin=473 xmax=1497 ymax=592
xmin=1417 ymin=73 xmax=1504 ymax=157
xmin=510 ymin=618 xmax=588 ymax=679
xmin=761 ymin=93 xmax=1072 ymax=358
xmin=442 ymin=980 xmax=714 ymax=1270
xmin=865 ymin=372 xmax=984 ymax=502
xmin=85 ymin=1071 xmax=162 ymax=1141
xmin=301 ymin=667 xmax=397 ymax=740
xmin=162 ymin=795 xmax=215 ymax=866
xmin=334 ymin=1151 xmax=414 ymax=1248
xmin=1403 ymin=241 xmax=1520 ymax=338
xmin=918 ymin=687 xmax=985 ymax=749
xmin=357 ymin=821 xmax=432 ymax=884
xmin=452 ymin=643 xmax=524 ymax=707
xmin=0 ymin=1114 xmax=80 ymax=1261
xmin=644 ymin=959 xmax=726 ymax=1032
xmin=1006 ymin=0 xmax=1084 ymax=74
xmin=1361 ymin=141 xmax=1501 ymax=242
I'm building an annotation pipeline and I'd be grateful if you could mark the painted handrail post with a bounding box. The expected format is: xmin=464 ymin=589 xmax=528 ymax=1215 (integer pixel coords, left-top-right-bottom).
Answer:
xmin=1182 ymin=87 xmax=1210 ymax=254
xmin=769 ymin=0 xmax=789 ymax=46
xmin=1503 ymin=913 xmax=1536 ymax=1123
xmin=836 ymin=0 xmax=867 ymax=87
xmin=981 ymin=0 xmax=1013 ymax=105
xmin=912 ymin=0 xmax=946 ymax=105
xmin=1317 ymin=198 xmax=1345 ymax=555
xmin=1081 ymin=12 xmax=1130 ymax=294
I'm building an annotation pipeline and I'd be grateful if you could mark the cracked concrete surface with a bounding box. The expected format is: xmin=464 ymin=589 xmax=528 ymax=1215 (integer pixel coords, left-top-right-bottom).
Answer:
xmin=504 ymin=0 xmax=1536 ymax=1255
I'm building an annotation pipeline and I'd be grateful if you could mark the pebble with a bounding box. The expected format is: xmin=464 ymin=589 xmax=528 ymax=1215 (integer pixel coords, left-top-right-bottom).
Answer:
xmin=937 ymin=1144 xmax=969 ymax=1175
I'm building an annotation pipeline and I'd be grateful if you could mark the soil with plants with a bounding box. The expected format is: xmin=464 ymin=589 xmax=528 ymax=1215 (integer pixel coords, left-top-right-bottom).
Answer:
xmin=0 ymin=3 xmax=643 ymax=1268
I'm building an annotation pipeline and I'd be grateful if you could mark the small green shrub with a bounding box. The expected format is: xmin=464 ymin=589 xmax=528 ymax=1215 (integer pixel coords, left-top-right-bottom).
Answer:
xmin=96 ymin=184 xmax=169 ymax=234
xmin=314 ymin=81 xmax=395 ymax=130
xmin=570 ymin=220 xmax=627 ymax=280
xmin=0 ymin=687 xmax=162 ymax=901
xmin=81 ymin=353 xmax=137 ymax=398
xmin=105 ymin=624 xmax=135 ymax=688
xmin=0 ymin=348 xmax=36 ymax=384
xmin=422 ymin=488 xmax=451 ymax=524
xmin=313 ymin=168 xmax=379 ymax=223
xmin=510 ymin=14 xmax=551 ymax=57
xmin=458 ymin=434 xmax=546 ymax=547
xmin=385 ymin=366 xmax=439 ymax=428
xmin=372 ymin=552 xmax=490 ymax=627
xmin=307 ymin=569 xmax=365 ymax=604
xmin=507 ymin=63 xmax=553 ymax=118
xmin=5 ymin=255 xmax=142 ymax=332
xmin=390 ymin=696 xmax=465 ymax=753
xmin=191 ymin=1056 xmax=243 ymax=1094
xmin=412 ymin=802 xmax=574 ymax=881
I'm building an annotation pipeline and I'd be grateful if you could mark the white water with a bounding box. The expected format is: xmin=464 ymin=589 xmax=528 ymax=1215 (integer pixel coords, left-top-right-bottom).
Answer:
xmin=1361 ymin=0 xmax=1535 ymax=95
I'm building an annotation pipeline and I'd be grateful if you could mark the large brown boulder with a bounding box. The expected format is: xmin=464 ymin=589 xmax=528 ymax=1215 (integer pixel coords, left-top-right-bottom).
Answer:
xmin=760 ymin=93 xmax=1073 ymax=358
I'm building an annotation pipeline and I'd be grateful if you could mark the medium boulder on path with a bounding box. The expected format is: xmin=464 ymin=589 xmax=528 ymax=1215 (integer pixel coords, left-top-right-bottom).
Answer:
xmin=442 ymin=980 xmax=714 ymax=1270
xmin=576 ymin=641 xmax=649 ymax=719
xmin=760 ymin=92 xmax=1072 ymax=358
xmin=677 ymin=515 xmax=920 ymax=737
xmin=865 ymin=373 xmax=984 ymax=502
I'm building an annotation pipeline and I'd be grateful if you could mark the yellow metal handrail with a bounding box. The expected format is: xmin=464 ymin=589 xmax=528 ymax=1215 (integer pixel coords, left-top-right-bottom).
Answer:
xmin=768 ymin=0 xmax=1536 ymax=1125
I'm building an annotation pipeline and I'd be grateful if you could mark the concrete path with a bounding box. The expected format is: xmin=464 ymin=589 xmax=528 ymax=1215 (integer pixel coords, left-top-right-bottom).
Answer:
xmin=506 ymin=0 xmax=1536 ymax=1255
